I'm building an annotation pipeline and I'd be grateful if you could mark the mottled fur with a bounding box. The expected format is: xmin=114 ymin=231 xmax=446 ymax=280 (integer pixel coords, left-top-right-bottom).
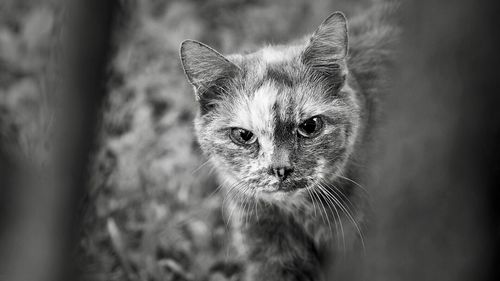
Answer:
xmin=180 ymin=5 xmax=398 ymax=281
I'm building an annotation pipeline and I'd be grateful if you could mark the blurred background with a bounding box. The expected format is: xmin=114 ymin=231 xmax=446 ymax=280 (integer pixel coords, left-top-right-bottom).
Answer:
xmin=0 ymin=0 xmax=498 ymax=281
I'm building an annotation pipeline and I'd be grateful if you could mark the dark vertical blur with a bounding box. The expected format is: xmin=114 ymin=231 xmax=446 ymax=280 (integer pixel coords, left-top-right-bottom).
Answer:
xmin=0 ymin=1 xmax=119 ymax=281
xmin=60 ymin=1 xmax=119 ymax=280
xmin=334 ymin=0 xmax=500 ymax=280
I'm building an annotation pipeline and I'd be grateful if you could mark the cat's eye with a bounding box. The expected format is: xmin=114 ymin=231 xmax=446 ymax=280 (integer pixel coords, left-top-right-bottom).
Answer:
xmin=298 ymin=116 xmax=324 ymax=138
xmin=229 ymin=128 xmax=257 ymax=145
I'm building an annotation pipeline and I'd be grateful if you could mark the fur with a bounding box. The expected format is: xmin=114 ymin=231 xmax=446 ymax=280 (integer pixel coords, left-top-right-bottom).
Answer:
xmin=180 ymin=5 xmax=399 ymax=281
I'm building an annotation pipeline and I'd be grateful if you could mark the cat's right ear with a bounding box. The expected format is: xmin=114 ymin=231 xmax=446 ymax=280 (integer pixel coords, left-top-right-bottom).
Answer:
xmin=180 ymin=40 xmax=240 ymax=98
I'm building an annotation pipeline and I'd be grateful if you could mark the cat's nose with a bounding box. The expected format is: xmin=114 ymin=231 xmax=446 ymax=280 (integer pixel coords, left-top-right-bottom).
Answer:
xmin=270 ymin=166 xmax=294 ymax=181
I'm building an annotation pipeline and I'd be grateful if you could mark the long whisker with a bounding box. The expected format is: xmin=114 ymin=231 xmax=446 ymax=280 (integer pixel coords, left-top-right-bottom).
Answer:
xmin=221 ymin=179 xmax=240 ymax=208
xmin=312 ymin=187 xmax=333 ymax=240
xmin=205 ymin=181 xmax=226 ymax=200
xmin=217 ymin=179 xmax=248 ymax=263
xmin=191 ymin=158 xmax=212 ymax=174
xmin=310 ymin=187 xmax=325 ymax=225
xmin=242 ymin=186 xmax=251 ymax=225
xmin=305 ymin=184 xmax=318 ymax=218
xmin=317 ymin=156 xmax=368 ymax=197
xmin=329 ymin=182 xmax=361 ymax=219
xmin=226 ymin=191 xmax=241 ymax=228
xmin=321 ymin=180 xmax=366 ymax=253
xmin=253 ymin=189 xmax=260 ymax=222
xmin=336 ymin=174 xmax=369 ymax=196
xmin=223 ymin=180 xmax=246 ymax=228
xmin=316 ymin=181 xmax=345 ymax=253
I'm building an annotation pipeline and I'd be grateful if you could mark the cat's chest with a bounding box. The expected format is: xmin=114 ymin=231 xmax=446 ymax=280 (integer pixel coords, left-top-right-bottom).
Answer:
xmin=294 ymin=202 xmax=340 ymax=247
xmin=228 ymin=193 xmax=352 ymax=257
xmin=252 ymin=201 xmax=338 ymax=247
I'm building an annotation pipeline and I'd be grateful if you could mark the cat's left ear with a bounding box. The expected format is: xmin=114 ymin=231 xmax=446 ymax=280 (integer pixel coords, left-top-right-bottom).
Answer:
xmin=302 ymin=12 xmax=348 ymax=73
xmin=180 ymin=40 xmax=240 ymax=96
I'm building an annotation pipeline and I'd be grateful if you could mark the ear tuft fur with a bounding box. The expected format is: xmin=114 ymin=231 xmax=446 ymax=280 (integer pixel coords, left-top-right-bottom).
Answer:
xmin=302 ymin=12 xmax=348 ymax=73
xmin=180 ymin=40 xmax=240 ymax=97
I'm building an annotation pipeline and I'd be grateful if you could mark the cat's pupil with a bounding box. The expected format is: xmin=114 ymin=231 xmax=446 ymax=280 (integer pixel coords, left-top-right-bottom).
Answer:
xmin=301 ymin=118 xmax=318 ymax=133
xmin=298 ymin=116 xmax=323 ymax=138
xmin=300 ymin=117 xmax=318 ymax=134
xmin=240 ymin=130 xmax=253 ymax=141
xmin=229 ymin=128 xmax=256 ymax=145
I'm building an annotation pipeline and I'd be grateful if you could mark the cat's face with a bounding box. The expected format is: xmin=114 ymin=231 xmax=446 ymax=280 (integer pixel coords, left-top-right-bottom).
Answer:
xmin=181 ymin=13 xmax=360 ymax=202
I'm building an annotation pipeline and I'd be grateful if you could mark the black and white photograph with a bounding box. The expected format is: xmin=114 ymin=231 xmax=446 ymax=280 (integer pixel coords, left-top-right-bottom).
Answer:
xmin=0 ymin=0 xmax=499 ymax=281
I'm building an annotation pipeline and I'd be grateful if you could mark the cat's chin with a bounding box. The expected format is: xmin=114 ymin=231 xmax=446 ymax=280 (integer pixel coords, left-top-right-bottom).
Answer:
xmin=257 ymin=178 xmax=309 ymax=194
xmin=260 ymin=188 xmax=292 ymax=195
xmin=258 ymin=189 xmax=295 ymax=202
xmin=256 ymin=187 xmax=309 ymax=205
xmin=259 ymin=182 xmax=300 ymax=193
xmin=257 ymin=182 xmax=306 ymax=198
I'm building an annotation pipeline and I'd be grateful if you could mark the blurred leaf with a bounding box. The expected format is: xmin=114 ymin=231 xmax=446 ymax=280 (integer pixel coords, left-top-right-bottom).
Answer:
xmin=22 ymin=7 xmax=54 ymax=50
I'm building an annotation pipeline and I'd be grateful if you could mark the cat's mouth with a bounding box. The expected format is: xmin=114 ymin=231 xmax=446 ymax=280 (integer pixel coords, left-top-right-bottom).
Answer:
xmin=261 ymin=180 xmax=307 ymax=193
xmin=277 ymin=182 xmax=297 ymax=192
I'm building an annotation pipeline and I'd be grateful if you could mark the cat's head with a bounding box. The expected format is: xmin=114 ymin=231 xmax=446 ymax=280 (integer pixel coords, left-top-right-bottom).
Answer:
xmin=180 ymin=12 xmax=360 ymax=203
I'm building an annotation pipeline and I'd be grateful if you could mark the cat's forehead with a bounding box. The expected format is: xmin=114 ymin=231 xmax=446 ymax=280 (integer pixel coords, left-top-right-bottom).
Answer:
xmin=228 ymin=45 xmax=303 ymax=86
xmin=259 ymin=46 xmax=302 ymax=64
xmin=224 ymin=46 xmax=335 ymax=131
xmin=230 ymin=81 xmax=280 ymax=134
xmin=227 ymin=79 xmax=331 ymax=134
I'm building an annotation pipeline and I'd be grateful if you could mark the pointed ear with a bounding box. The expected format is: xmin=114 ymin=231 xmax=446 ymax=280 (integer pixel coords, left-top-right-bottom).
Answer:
xmin=302 ymin=12 xmax=348 ymax=73
xmin=180 ymin=40 xmax=240 ymax=97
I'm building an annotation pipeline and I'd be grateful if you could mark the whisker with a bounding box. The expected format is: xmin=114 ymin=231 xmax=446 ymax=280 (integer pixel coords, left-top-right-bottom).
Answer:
xmin=226 ymin=191 xmax=241 ymax=228
xmin=311 ymin=188 xmax=326 ymax=226
xmin=312 ymin=187 xmax=333 ymax=239
xmin=242 ymin=187 xmax=251 ymax=225
xmin=222 ymin=180 xmax=246 ymax=228
xmin=205 ymin=181 xmax=226 ymax=200
xmin=316 ymin=181 xmax=345 ymax=253
xmin=336 ymin=174 xmax=369 ymax=196
xmin=321 ymin=180 xmax=366 ymax=253
xmin=253 ymin=189 xmax=260 ymax=222
xmin=305 ymin=184 xmax=318 ymax=218
xmin=315 ymin=188 xmax=330 ymax=228
xmin=330 ymin=183 xmax=361 ymax=220
xmin=191 ymin=158 xmax=212 ymax=174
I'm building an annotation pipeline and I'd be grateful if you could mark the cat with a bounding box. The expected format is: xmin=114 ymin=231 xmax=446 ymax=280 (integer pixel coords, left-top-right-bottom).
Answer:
xmin=180 ymin=6 xmax=398 ymax=281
